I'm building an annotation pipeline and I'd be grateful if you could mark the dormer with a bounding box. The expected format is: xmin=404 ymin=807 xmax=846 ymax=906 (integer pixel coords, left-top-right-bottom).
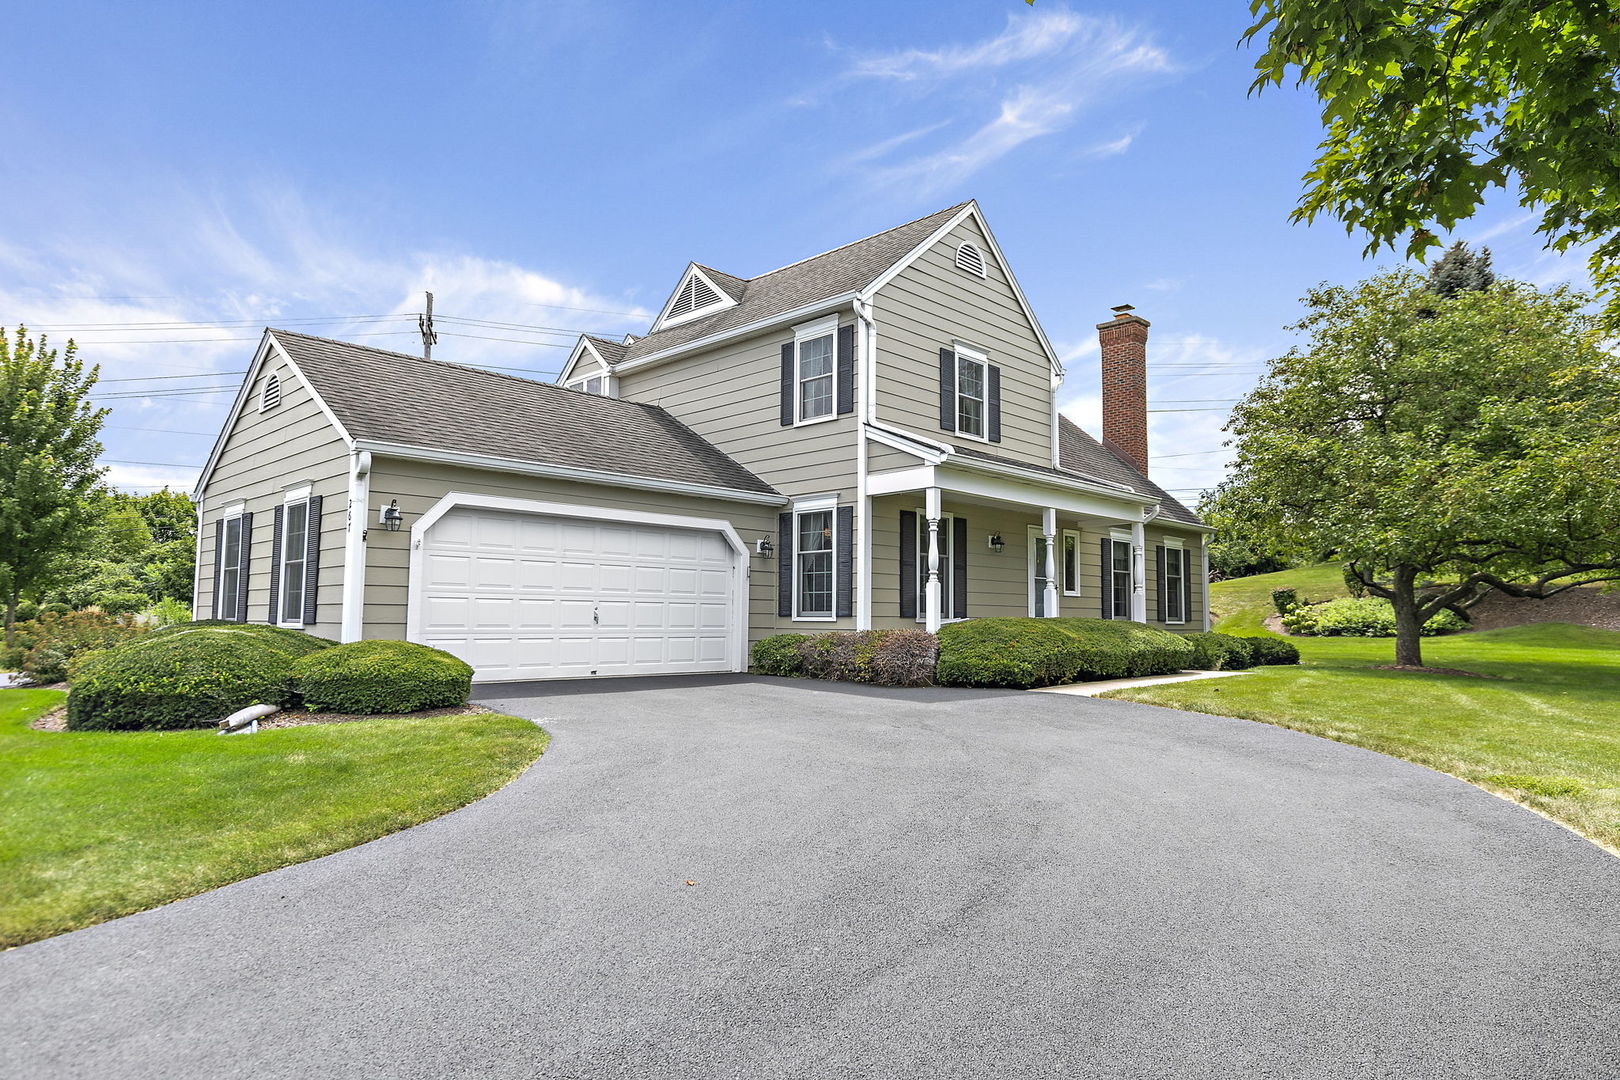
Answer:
xmin=649 ymin=263 xmax=741 ymax=332
xmin=558 ymin=336 xmax=624 ymax=396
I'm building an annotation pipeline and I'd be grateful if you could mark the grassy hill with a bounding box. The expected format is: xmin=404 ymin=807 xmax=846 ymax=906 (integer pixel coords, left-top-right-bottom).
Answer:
xmin=1111 ymin=565 xmax=1620 ymax=852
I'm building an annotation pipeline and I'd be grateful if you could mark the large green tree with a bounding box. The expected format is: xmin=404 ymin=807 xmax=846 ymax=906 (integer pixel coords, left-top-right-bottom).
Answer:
xmin=1221 ymin=267 xmax=1620 ymax=668
xmin=0 ymin=329 xmax=107 ymax=644
xmin=1245 ymin=1 xmax=1620 ymax=325
xmin=48 ymin=489 xmax=197 ymax=611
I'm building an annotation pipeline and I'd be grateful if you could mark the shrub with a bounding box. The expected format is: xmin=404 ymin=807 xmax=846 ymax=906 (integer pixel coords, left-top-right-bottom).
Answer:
xmin=799 ymin=630 xmax=884 ymax=682
xmin=752 ymin=634 xmax=806 ymax=677
xmin=292 ymin=640 xmax=472 ymax=714
xmin=1270 ymin=587 xmax=1298 ymax=614
xmin=1282 ymin=597 xmax=1467 ymax=637
xmin=147 ymin=597 xmax=193 ymax=627
xmin=936 ymin=618 xmax=1193 ymax=689
xmin=1246 ymin=637 xmax=1301 ymax=666
xmin=13 ymin=600 xmax=39 ymax=622
xmin=4 ymin=611 xmax=150 ymax=685
xmin=148 ymin=621 xmax=336 ymax=656
xmin=67 ymin=629 xmax=303 ymax=731
xmin=94 ymin=591 xmax=151 ymax=617
xmin=1181 ymin=631 xmax=1256 ymax=671
xmin=867 ymin=629 xmax=938 ymax=687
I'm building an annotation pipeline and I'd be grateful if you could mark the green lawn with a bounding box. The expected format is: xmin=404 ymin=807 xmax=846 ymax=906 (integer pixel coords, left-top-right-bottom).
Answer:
xmin=1111 ymin=566 xmax=1620 ymax=852
xmin=0 ymin=690 xmax=547 ymax=947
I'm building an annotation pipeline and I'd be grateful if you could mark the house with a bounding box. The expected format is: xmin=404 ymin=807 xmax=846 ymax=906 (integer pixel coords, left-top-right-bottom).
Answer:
xmin=192 ymin=201 xmax=1210 ymax=682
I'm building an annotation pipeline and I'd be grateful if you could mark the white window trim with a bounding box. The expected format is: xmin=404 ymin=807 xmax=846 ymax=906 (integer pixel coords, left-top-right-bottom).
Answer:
xmin=791 ymin=500 xmax=838 ymax=622
xmin=1163 ymin=543 xmax=1188 ymax=625
xmin=1106 ymin=534 xmax=1134 ymax=620
xmin=912 ymin=508 xmax=961 ymax=625
xmin=792 ymin=314 xmax=840 ymax=428
xmin=1061 ymin=529 xmax=1082 ymax=597
xmin=216 ymin=505 xmax=246 ymax=622
xmin=953 ymin=342 xmax=989 ymax=443
xmin=567 ymin=371 xmax=613 ymax=397
xmin=276 ymin=486 xmax=313 ymax=629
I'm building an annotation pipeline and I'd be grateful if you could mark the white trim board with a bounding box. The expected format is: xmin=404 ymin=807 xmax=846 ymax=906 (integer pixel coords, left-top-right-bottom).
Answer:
xmin=404 ymin=492 xmax=753 ymax=679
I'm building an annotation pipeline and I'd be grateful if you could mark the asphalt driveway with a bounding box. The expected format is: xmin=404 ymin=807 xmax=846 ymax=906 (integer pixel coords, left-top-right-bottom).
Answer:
xmin=4 ymin=677 xmax=1617 ymax=1079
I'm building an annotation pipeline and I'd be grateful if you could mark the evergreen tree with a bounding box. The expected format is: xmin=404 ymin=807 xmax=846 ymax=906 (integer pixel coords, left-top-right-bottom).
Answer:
xmin=1426 ymin=242 xmax=1496 ymax=298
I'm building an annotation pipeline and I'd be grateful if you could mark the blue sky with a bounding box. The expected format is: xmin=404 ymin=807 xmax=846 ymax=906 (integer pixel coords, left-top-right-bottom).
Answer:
xmin=0 ymin=0 xmax=1583 ymax=502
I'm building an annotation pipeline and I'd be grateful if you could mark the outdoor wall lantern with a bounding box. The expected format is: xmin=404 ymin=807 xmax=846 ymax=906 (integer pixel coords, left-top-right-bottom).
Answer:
xmin=379 ymin=500 xmax=403 ymax=532
xmin=756 ymin=537 xmax=775 ymax=558
xmin=987 ymin=533 xmax=1005 ymax=553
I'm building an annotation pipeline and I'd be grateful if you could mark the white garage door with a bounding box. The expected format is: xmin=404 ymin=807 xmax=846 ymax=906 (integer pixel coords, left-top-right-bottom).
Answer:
xmin=416 ymin=507 xmax=739 ymax=681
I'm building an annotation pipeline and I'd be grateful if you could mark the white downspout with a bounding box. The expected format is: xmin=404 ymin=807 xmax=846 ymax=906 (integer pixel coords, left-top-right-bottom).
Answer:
xmin=854 ymin=297 xmax=876 ymax=630
xmin=339 ymin=450 xmax=372 ymax=642
xmin=1200 ymin=532 xmax=1212 ymax=631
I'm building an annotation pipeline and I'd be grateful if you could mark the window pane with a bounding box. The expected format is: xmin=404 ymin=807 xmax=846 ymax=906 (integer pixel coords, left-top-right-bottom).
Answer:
xmin=799 ymin=334 xmax=833 ymax=377
xmin=284 ymin=502 xmax=307 ymax=555
xmin=800 ymin=374 xmax=833 ymax=420
xmin=798 ymin=511 xmax=831 ymax=552
xmin=797 ymin=510 xmax=833 ymax=617
xmin=282 ymin=563 xmax=304 ymax=621
xmin=1063 ymin=535 xmax=1077 ymax=592
xmin=958 ymin=396 xmax=983 ymax=436
xmin=957 ymin=357 xmax=984 ymax=399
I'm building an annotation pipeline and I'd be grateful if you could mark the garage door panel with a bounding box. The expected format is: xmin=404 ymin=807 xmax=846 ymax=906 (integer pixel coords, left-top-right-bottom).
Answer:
xmin=420 ymin=507 xmax=738 ymax=682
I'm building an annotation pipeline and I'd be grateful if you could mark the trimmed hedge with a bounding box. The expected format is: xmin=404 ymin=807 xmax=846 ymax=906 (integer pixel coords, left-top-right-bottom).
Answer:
xmin=1246 ymin=637 xmax=1301 ymax=666
xmin=751 ymin=629 xmax=938 ymax=687
xmin=148 ymin=621 xmax=337 ymax=656
xmin=292 ymin=640 xmax=472 ymax=714
xmin=1181 ymin=632 xmax=1255 ymax=671
xmin=67 ymin=629 xmax=305 ymax=731
xmin=935 ymin=618 xmax=1194 ymax=689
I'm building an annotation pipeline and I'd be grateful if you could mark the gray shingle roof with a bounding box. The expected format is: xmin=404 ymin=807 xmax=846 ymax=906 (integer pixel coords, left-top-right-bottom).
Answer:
xmin=582 ymin=335 xmax=628 ymax=366
xmin=692 ymin=265 xmax=747 ymax=301
xmin=620 ymin=202 xmax=971 ymax=362
xmin=269 ymin=329 xmax=778 ymax=497
xmin=1057 ymin=416 xmax=1202 ymax=526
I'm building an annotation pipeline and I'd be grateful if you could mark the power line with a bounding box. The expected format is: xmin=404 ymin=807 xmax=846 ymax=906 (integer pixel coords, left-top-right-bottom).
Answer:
xmin=1148 ymin=407 xmax=1231 ymax=413
xmin=102 ymin=458 xmax=202 ymax=469
xmin=436 ymin=331 xmax=570 ymax=349
xmin=1151 ymin=448 xmax=1231 ymax=459
xmin=26 ymin=313 xmax=409 ymax=331
xmin=69 ymin=330 xmax=421 ymax=345
xmin=104 ymin=423 xmax=218 ymax=436
xmin=99 ymin=371 xmax=247 ymax=383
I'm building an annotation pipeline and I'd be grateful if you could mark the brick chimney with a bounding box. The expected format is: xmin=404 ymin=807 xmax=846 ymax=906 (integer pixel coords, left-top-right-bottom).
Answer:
xmin=1097 ymin=304 xmax=1150 ymax=476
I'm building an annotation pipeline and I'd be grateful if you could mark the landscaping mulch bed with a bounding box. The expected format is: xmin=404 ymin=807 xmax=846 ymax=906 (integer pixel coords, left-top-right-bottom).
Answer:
xmin=1372 ymin=664 xmax=1503 ymax=679
xmin=30 ymin=703 xmax=492 ymax=732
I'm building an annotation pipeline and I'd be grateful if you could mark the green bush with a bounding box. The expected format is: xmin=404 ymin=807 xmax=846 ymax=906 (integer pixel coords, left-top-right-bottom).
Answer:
xmin=936 ymin=618 xmax=1194 ymax=689
xmin=799 ymin=631 xmax=882 ymax=682
xmin=1246 ymin=637 xmax=1301 ymax=666
xmin=148 ymin=621 xmax=336 ymax=656
xmin=94 ymin=591 xmax=151 ymax=617
xmin=67 ymin=629 xmax=304 ymax=731
xmin=1181 ymin=631 xmax=1256 ymax=671
xmin=752 ymin=634 xmax=806 ymax=677
xmin=866 ymin=629 xmax=938 ymax=687
xmin=292 ymin=640 xmax=472 ymax=714
xmin=147 ymin=598 xmax=193 ymax=627
xmin=1270 ymin=587 xmax=1298 ymax=614
xmin=4 ymin=611 xmax=150 ymax=685
xmin=1282 ymin=597 xmax=1467 ymax=637
xmin=13 ymin=600 xmax=39 ymax=623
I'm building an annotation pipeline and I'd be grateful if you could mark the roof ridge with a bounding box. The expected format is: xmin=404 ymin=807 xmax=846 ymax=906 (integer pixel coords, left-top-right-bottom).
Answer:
xmin=746 ymin=201 xmax=973 ymax=281
xmin=269 ymin=327 xmax=664 ymax=416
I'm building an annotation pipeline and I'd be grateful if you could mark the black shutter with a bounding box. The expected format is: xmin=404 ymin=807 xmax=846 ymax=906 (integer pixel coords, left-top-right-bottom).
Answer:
xmin=235 ymin=512 xmax=252 ymax=623
xmin=835 ymin=505 xmax=853 ymax=617
xmin=1100 ymin=537 xmax=1114 ymax=619
xmin=302 ymin=495 xmax=322 ymax=626
xmin=780 ymin=342 xmax=795 ymax=426
xmin=987 ymin=365 xmax=1002 ymax=443
xmin=938 ymin=348 xmax=956 ymax=432
xmin=1182 ymin=551 xmax=1194 ymax=625
xmin=899 ymin=511 xmax=917 ymax=619
xmin=952 ymin=516 xmax=968 ymax=619
xmin=1155 ymin=545 xmax=1167 ymax=623
xmin=212 ymin=519 xmax=224 ymax=619
xmin=836 ymin=324 xmax=855 ymax=417
xmin=777 ymin=511 xmax=794 ymax=617
xmin=267 ymin=505 xmax=284 ymax=624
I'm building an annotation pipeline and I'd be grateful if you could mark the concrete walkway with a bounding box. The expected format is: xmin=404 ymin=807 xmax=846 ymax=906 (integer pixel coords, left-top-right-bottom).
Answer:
xmin=3 ymin=676 xmax=1617 ymax=1079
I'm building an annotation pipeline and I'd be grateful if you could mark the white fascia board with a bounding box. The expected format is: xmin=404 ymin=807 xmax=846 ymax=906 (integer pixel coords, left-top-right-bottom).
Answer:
xmin=933 ymin=464 xmax=1148 ymax=522
xmin=944 ymin=451 xmax=1149 ymax=505
xmin=557 ymin=336 xmax=605 ymax=385
xmin=613 ymin=293 xmax=861 ymax=376
xmin=194 ymin=330 xmax=356 ymax=500
xmin=353 ymin=439 xmax=788 ymax=507
xmin=865 ymin=418 xmax=955 ymax=457
xmin=865 ymin=424 xmax=948 ymax=465
xmin=649 ymin=263 xmax=741 ymax=333
xmin=858 ymin=201 xmax=1065 ymax=379
xmin=867 ymin=464 xmax=936 ymax=497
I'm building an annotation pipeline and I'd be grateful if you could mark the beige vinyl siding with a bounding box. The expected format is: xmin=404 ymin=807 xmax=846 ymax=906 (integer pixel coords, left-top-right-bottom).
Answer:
xmin=195 ymin=359 xmax=349 ymax=637
xmin=360 ymin=458 xmax=796 ymax=643
xmin=616 ymin=321 xmax=859 ymax=501
xmin=872 ymin=216 xmax=1055 ymax=468
xmin=866 ymin=441 xmax=927 ymax=473
xmin=1144 ymin=528 xmax=1207 ymax=631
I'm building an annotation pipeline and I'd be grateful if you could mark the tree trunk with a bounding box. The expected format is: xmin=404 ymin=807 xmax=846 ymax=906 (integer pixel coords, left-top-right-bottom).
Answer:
xmin=1389 ymin=566 xmax=1424 ymax=668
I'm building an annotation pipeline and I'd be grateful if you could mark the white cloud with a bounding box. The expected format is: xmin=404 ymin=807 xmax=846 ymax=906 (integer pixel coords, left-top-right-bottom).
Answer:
xmin=1 ymin=186 xmax=649 ymax=493
xmin=839 ymin=9 xmax=1173 ymax=194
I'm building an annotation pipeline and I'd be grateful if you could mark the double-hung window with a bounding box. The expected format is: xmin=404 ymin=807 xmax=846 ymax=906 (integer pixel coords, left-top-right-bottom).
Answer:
xmin=956 ymin=348 xmax=987 ymax=439
xmin=794 ymin=508 xmax=835 ymax=619
xmin=278 ymin=488 xmax=311 ymax=626
xmin=1163 ymin=544 xmax=1187 ymax=624
xmin=796 ymin=332 xmax=835 ymax=424
xmin=1109 ymin=536 xmax=1133 ymax=619
xmin=217 ymin=511 xmax=245 ymax=620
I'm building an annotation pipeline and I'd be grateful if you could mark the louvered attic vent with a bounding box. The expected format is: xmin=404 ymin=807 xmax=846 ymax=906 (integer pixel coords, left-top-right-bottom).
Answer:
xmin=955 ymin=242 xmax=988 ymax=278
xmin=259 ymin=372 xmax=282 ymax=412
xmin=667 ymin=272 xmax=724 ymax=320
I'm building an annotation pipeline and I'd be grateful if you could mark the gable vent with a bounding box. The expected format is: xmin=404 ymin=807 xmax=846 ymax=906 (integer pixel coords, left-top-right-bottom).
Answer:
xmin=259 ymin=372 xmax=282 ymax=412
xmin=955 ymin=242 xmax=988 ymax=278
xmin=668 ymin=273 xmax=724 ymax=320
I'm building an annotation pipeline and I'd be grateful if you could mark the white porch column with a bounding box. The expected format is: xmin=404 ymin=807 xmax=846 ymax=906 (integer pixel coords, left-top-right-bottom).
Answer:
xmin=1199 ymin=532 xmax=1212 ymax=631
xmin=1042 ymin=507 xmax=1059 ymax=618
xmin=1130 ymin=519 xmax=1148 ymax=623
xmin=924 ymin=486 xmax=942 ymax=634
xmin=339 ymin=450 xmax=372 ymax=643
